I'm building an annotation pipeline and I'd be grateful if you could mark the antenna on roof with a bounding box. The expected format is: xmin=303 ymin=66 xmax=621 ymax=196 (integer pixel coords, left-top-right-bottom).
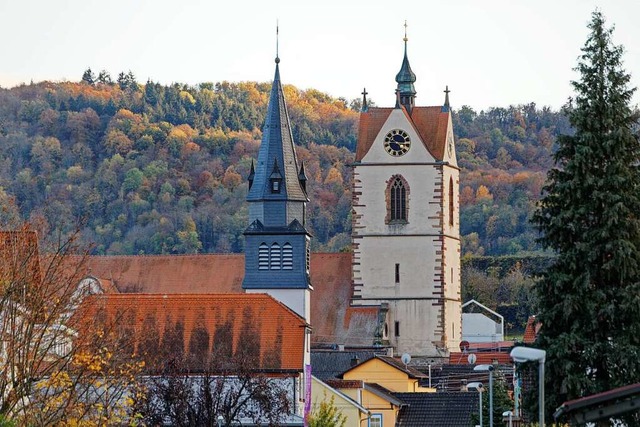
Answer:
xmin=401 ymin=352 xmax=411 ymax=368
xmin=275 ymin=20 xmax=280 ymax=64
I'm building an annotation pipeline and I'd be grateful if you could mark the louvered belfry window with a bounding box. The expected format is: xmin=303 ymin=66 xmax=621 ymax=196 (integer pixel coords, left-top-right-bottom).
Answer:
xmin=258 ymin=243 xmax=269 ymax=270
xmin=270 ymin=243 xmax=281 ymax=270
xmin=390 ymin=177 xmax=407 ymax=221
xmin=282 ymin=243 xmax=293 ymax=270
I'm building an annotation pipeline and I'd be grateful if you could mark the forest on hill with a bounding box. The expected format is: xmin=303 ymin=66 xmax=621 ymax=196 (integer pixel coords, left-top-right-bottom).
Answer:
xmin=0 ymin=71 xmax=570 ymax=261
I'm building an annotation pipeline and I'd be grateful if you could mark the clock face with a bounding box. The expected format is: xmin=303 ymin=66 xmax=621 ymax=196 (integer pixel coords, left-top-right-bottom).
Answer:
xmin=384 ymin=129 xmax=411 ymax=156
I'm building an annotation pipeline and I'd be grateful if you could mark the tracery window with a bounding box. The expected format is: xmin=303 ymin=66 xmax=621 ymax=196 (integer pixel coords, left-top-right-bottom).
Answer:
xmin=386 ymin=175 xmax=409 ymax=224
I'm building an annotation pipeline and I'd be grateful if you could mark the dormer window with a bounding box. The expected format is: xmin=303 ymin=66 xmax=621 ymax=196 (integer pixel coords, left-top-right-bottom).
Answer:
xmin=270 ymin=158 xmax=283 ymax=194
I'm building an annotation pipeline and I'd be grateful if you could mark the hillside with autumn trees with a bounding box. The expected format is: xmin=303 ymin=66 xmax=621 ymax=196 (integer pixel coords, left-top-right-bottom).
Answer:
xmin=0 ymin=70 xmax=569 ymax=260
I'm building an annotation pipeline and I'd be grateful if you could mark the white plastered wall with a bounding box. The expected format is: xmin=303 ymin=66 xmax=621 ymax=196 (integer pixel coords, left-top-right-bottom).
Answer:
xmin=352 ymin=108 xmax=461 ymax=356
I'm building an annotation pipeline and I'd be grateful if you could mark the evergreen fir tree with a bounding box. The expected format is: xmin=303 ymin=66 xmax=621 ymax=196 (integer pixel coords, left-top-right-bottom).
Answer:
xmin=97 ymin=69 xmax=112 ymax=85
xmin=81 ymin=67 xmax=95 ymax=85
xmin=533 ymin=10 xmax=640 ymax=422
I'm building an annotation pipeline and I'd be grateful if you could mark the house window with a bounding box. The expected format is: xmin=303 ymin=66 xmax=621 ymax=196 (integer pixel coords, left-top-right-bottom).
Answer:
xmin=449 ymin=176 xmax=454 ymax=226
xmin=386 ymin=175 xmax=409 ymax=224
xmin=395 ymin=321 xmax=400 ymax=337
xmin=395 ymin=263 xmax=400 ymax=284
xmin=271 ymin=180 xmax=280 ymax=193
xmin=369 ymin=414 xmax=383 ymax=427
xmin=258 ymin=243 xmax=269 ymax=270
xmin=270 ymin=243 xmax=281 ymax=270
xmin=282 ymin=243 xmax=293 ymax=270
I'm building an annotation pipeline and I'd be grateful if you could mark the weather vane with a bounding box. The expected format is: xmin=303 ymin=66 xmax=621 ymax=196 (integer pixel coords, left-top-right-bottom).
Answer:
xmin=276 ymin=20 xmax=280 ymax=63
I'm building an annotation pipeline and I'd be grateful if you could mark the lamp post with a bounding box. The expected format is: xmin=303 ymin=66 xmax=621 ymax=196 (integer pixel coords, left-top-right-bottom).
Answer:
xmin=468 ymin=382 xmax=484 ymax=427
xmin=474 ymin=364 xmax=494 ymax=427
xmin=510 ymin=346 xmax=546 ymax=427
xmin=502 ymin=410 xmax=513 ymax=427
xmin=217 ymin=415 xmax=224 ymax=427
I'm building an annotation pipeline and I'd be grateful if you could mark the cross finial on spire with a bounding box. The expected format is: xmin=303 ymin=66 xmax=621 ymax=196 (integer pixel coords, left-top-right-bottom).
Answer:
xmin=403 ymin=20 xmax=408 ymax=42
xmin=442 ymin=85 xmax=451 ymax=112
xmin=361 ymin=87 xmax=368 ymax=112
xmin=275 ymin=21 xmax=280 ymax=64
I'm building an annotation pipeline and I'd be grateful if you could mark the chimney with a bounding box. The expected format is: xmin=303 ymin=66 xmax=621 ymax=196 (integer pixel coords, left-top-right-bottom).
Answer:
xmin=351 ymin=356 xmax=360 ymax=367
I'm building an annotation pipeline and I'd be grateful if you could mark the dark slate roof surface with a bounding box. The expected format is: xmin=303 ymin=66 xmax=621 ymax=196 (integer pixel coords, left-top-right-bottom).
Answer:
xmin=311 ymin=351 xmax=379 ymax=381
xmin=394 ymin=392 xmax=477 ymax=427
xmin=247 ymin=61 xmax=307 ymax=202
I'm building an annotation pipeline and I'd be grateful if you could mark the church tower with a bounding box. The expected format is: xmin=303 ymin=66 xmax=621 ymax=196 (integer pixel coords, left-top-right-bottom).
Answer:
xmin=351 ymin=29 xmax=461 ymax=357
xmin=242 ymin=53 xmax=312 ymax=324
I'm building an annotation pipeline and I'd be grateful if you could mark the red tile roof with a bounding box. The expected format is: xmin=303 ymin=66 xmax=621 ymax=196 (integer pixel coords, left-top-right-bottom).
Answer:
xmin=523 ymin=315 xmax=540 ymax=344
xmin=84 ymin=254 xmax=244 ymax=293
xmin=75 ymin=293 xmax=308 ymax=373
xmin=84 ymin=253 xmax=381 ymax=348
xmin=0 ymin=229 xmax=42 ymax=291
xmin=355 ymin=106 xmax=450 ymax=161
xmin=468 ymin=341 xmax=515 ymax=351
xmin=448 ymin=352 xmax=513 ymax=365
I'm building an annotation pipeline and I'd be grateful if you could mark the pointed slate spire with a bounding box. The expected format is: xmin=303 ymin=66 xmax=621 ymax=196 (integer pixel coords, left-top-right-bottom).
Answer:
xmin=395 ymin=21 xmax=417 ymax=112
xmin=243 ymin=25 xmax=312 ymax=315
xmin=247 ymin=51 xmax=307 ymax=204
xmin=442 ymin=86 xmax=451 ymax=113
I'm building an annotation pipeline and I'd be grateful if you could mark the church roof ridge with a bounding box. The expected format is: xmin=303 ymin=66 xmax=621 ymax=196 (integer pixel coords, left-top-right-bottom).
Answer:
xmin=355 ymin=105 xmax=450 ymax=161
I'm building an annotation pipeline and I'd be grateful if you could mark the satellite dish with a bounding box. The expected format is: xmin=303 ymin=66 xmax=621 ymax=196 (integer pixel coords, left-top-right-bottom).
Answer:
xmin=401 ymin=353 xmax=411 ymax=365
xmin=468 ymin=353 xmax=477 ymax=365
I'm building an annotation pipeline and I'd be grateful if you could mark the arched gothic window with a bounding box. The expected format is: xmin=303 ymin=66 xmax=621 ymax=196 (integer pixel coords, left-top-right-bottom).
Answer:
xmin=387 ymin=175 xmax=409 ymax=223
xmin=449 ymin=176 xmax=454 ymax=226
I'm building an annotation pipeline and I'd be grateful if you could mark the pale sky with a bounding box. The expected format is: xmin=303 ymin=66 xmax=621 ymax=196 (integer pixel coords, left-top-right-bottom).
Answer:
xmin=1 ymin=0 xmax=639 ymax=111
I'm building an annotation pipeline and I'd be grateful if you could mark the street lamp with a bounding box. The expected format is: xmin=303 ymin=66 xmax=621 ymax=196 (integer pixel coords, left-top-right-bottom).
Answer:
xmin=510 ymin=346 xmax=546 ymax=427
xmin=502 ymin=410 xmax=513 ymax=427
xmin=474 ymin=364 xmax=495 ymax=427
xmin=468 ymin=382 xmax=484 ymax=427
xmin=217 ymin=415 xmax=224 ymax=427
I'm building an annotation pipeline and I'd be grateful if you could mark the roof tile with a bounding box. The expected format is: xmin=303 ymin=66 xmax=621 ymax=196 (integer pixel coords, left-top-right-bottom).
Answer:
xmin=355 ymin=106 xmax=450 ymax=161
xmin=75 ymin=293 xmax=307 ymax=373
xmin=85 ymin=253 xmax=381 ymax=348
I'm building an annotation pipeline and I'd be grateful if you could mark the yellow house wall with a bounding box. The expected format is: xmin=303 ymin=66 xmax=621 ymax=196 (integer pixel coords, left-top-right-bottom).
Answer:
xmin=310 ymin=377 xmax=367 ymax=427
xmin=360 ymin=389 xmax=398 ymax=427
xmin=342 ymin=359 xmax=416 ymax=393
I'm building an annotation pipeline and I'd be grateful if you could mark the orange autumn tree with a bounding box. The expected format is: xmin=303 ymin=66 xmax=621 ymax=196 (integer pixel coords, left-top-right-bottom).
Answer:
xmin=0 ymin=221 xmax=143 ymax=426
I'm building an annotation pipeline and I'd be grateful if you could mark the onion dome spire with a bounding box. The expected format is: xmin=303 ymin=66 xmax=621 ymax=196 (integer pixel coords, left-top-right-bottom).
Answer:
xmin=395 ymin=21 xmax=417 ymax=112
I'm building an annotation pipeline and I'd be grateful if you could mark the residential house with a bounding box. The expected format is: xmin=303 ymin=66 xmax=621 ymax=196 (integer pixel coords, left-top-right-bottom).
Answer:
xmin=309 ymin=375 xmax=369 ymax=427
